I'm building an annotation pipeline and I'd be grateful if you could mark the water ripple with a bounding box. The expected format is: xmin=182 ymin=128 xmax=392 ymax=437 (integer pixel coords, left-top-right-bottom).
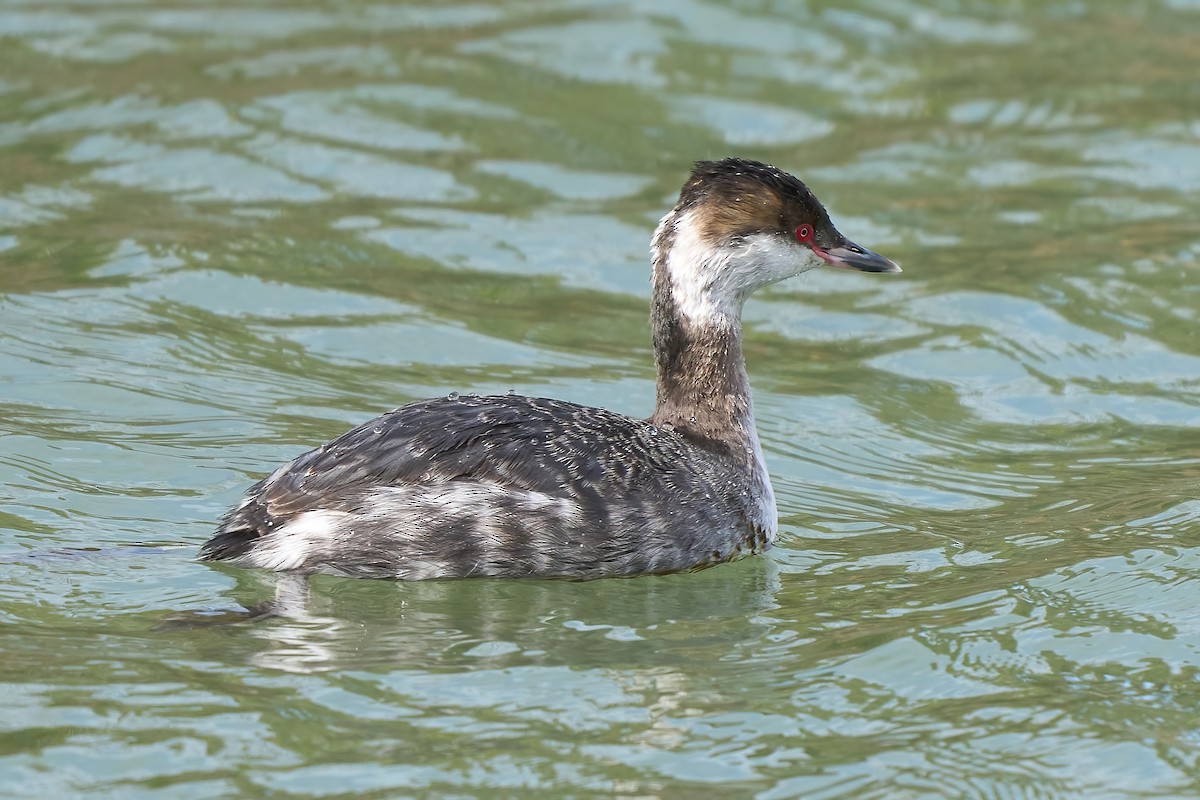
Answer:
xmin=2 ymin=0 xmax=1200 ymax=796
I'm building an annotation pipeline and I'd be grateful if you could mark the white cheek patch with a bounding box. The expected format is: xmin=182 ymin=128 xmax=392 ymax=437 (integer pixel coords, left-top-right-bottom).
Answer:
xmin=663 ymin=210 xmax=825 ymax=326
xmin=736 ymin=232 xmax=827 ymax=287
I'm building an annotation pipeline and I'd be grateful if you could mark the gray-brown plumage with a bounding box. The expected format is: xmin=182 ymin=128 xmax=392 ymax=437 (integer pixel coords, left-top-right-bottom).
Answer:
xmin=202 ymin=158 xmax=899 ymax=580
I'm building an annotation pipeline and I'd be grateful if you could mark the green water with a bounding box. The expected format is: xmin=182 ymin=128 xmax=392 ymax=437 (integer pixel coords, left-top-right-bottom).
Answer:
xmin=2 ymin=1 xmax=1199 ymax=796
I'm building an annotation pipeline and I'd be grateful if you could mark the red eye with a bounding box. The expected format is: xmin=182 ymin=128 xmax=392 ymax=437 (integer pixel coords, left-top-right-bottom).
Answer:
xmin=795 ymin=224 xmax=813 ymax=243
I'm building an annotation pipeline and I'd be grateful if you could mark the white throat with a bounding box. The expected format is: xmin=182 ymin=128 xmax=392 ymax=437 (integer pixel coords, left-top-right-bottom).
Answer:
xmin=657 ymin=208 xmax=826 ymax=327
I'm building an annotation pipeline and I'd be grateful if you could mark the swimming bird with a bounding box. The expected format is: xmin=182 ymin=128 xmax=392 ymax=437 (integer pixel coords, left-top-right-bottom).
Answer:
xmin=201 ymin=158 xmax=899 ymax=580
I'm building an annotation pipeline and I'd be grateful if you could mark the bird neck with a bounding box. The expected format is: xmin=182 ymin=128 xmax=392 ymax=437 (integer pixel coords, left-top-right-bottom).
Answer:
xmin=648 ymin=212 xmax=757 ymax=456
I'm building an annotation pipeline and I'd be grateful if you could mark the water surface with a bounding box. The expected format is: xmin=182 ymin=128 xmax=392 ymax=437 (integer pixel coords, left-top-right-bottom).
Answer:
xmin=2 ymin=1 xmax=1199 ymax=796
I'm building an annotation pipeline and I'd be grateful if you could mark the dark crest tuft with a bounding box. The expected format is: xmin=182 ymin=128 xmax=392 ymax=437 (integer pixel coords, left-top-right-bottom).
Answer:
xmin=675 ymin=158 xmax=839 ymax=247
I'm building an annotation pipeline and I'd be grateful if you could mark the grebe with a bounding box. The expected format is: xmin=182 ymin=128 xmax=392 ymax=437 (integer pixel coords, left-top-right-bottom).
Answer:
xmin=201 ymin=158 xmax=899 ymax=580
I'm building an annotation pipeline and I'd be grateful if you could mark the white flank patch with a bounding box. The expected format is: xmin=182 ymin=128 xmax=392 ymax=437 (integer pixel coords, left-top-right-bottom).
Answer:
xmin=247 ymin=509 xmax=349 ymax=572
xmin=366 ymin=482 xmax=578 ymax=521
xmin=368 ymin=483 xmax=580 ymax=527
xmin=744 ymin=420 xmax=779 ymax=542
xmin=664 ymin=209 xmax=826 ymax=326
xmin=362 ymin=482 xmax=582 ymax=576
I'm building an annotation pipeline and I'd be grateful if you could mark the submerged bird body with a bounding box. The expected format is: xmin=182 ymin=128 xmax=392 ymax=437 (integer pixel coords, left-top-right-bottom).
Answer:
xmin=204 ymin=395 xmax=769 ymax=579
xmin=202 ymin=158 xmax=899 ymax=580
